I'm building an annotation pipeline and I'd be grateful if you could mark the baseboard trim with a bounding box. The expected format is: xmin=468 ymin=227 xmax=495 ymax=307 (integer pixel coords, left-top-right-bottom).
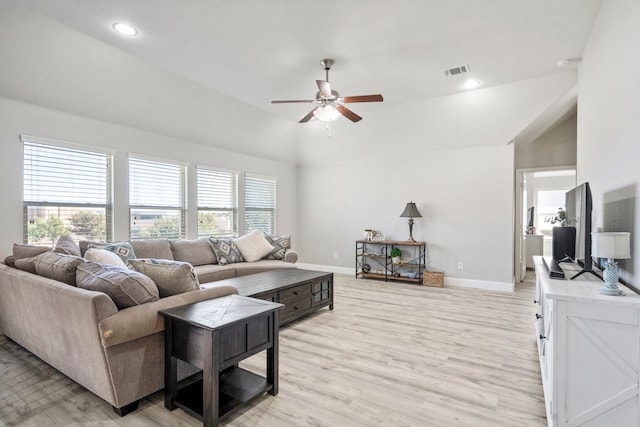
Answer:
xmin=298 ymin=264 xmax=514 ymax=292
xmin=445 ymin=276 xmax=514 ymax=292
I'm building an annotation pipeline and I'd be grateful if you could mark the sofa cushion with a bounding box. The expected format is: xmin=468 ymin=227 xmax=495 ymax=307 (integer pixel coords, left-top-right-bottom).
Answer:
xmin=76 ymin=261 xmax=159 ymax=309
xmin=85 ymin=248 xmax=127 ymax=267
xmin=4 ymin=255 xmax=16 ymax=268
xmin=208 ymin=238 xmax=244 ymax=265
xmin=192 ymin=264 xmax=237 ymax=284
xmin=87 ymin=241 xmax=136 ymax=264
xmin=264 ymin=234 xmax=292 ymax=260
xmin=33 ymin=252 xmax=86 ymax=286
xmin=233 ymin=230 xmax=274 ymax=262
xmin=128 ymin=258 xmax=200 ymax=297
xmin=233 ymin=259 xmax=298 ymax=276
xmin=128 ymin=240 xmax=174 ymax=260
xmin=171 ymin=238 xmax=217 ymax=266
xmin=53 ymin=235 xmax=81 ymax=257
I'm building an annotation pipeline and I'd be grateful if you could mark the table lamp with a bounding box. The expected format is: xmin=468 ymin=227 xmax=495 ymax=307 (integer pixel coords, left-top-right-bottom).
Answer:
xmin=400 ymin=201 xmax=422 ymax=242
xmin=591 ymin=232 xmax=631 ymax=296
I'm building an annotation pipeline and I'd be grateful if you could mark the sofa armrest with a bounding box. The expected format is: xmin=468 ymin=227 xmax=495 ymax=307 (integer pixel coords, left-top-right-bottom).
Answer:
xmin=284 ymin=249 xmax=298 ymax=263
xmin=98 ymin=284 xmax=238 ymax=347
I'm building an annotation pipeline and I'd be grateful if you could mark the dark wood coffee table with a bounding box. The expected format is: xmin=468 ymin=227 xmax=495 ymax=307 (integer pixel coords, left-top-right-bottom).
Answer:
xmin=216 ymin=269 xmax=334 ymax=325
xmin=160 ymin=295 xmax=283 ymax=427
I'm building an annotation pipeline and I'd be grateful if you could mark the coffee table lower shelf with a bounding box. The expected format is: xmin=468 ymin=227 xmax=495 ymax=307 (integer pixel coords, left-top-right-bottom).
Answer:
xmin=173 ymin=368 xmax=272 ymax=421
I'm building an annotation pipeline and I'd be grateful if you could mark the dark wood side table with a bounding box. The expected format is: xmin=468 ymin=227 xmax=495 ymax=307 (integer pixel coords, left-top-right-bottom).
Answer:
xmin=160 ymin=294 xmax=283 ymax=427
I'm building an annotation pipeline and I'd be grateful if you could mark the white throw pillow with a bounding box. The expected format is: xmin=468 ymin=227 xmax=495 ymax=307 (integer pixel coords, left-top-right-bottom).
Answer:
xmin=233 ymin=230 xmax=274 ymax=262
xmin=84 ymin=248 xmax=127 ymax=267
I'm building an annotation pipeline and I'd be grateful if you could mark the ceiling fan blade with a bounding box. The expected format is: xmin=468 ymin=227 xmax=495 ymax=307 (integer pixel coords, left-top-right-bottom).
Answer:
xmin=316 ymin=80 xmax=332 ymax=98
xmin=271 ymin=99 xmax=314 ymax=104
xmin=335 ymin=105 xmax=362 ymax=122
xmin=299 ymin=107 xmax=318 ymax=123
xmin=342 ymin=94 xmax=384 ymax=103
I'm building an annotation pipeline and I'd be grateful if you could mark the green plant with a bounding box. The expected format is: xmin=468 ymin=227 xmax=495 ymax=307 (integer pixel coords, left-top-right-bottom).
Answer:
xmin=390 ymin=247 xmax=402 ymax=258
xmin=548 ymin=208 xmax=570 ymax=227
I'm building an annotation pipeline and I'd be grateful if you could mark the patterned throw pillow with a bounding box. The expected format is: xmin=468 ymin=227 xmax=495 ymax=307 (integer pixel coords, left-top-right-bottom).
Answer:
xmin=264 ymin=234 xmax=291 ymax=260
xmin=208 ymin=238 xmax=244 ymax=265
xmin=87 ymin=242 xmax=136 ymax=264
xmin=128 ymin=258 xmax=200 ymax=298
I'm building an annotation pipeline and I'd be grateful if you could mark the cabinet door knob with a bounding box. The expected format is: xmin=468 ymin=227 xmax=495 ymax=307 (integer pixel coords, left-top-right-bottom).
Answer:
xmin=539 ymin=334 xmax=546 ymax=340
xmin=536 ymin=314 xmax=542 ymax=320
xmin=534 ymin=300 xmax=539 ymax=304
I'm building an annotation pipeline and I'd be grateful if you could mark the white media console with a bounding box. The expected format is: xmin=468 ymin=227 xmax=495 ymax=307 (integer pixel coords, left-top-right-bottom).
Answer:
xmin=534 ymin=256 xmax=640 ymax=426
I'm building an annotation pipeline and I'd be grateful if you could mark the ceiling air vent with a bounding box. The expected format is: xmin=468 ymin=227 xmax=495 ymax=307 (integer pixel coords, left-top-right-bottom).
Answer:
xmin=443 ymin=64 xmax=470 ymax=77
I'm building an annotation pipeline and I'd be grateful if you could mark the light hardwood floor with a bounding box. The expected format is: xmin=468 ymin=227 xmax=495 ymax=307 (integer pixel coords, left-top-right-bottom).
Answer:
xmin=0 ymin=272 xmax=546 ymax=427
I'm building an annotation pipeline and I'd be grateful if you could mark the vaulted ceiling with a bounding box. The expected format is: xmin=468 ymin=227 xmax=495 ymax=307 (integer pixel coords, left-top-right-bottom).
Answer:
xmin=0 ymin=0 xmax=602 ymax=163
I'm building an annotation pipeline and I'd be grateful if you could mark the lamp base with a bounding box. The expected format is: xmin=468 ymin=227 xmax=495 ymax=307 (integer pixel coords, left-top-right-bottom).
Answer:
xmin=597 ymin=260 xmax=625 ymax=297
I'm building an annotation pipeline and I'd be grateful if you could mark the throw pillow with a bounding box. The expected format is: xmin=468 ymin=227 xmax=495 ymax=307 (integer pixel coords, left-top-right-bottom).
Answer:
xmin=76 ymin=261 xmax=159 ymax=309
xmin=233 ymin=230 xmax=274 ymax=262
xmin=53 ymin=235 xmax=81 ymax=257
xmin=264 ymin=234 xmax=292 ymax=260
xmin=4 ymin=255 xmax=16 ymax=268
xmin=128 ymin=258 xmax=200 ymax=298
xmin=87 ymin=242 xmax=136 ymax=264
xmin=13 ymin=243 xmax=50 ymax=260
xmin=208 ymin=238 xmax=244 ymax=265
xmin=85 ymin=248 xmax=127 ymax=267
xmin=33 ymin=252 xmax=86 ymax=286
xmin=170 ymin=238 xmax=217 ymax=266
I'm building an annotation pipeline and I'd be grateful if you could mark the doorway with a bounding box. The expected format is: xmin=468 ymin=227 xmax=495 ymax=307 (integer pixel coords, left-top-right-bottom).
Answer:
xmin=515 ymin=167 xmax=576 ymax=282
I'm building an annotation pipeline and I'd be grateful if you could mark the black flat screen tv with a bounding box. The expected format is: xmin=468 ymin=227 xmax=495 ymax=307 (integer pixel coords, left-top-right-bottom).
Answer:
xmin=564 ymin=182 xmax=600 ymax=279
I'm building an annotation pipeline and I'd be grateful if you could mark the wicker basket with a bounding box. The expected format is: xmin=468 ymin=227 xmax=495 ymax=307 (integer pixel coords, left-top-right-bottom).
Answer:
xmin=423 ymin=270 xmax=444 ymax=287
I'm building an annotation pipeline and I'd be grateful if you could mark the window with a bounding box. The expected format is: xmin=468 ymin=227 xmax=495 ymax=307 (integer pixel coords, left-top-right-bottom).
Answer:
xmin=197 ymin=167 xmax=238 ymax=238
xmin=23 ymin=137 xmax=113 ymax=246
xmin=245 ymin=174 xmax=276 ymax=234
xmin=129 ymin=156 xmax=185 ymax=240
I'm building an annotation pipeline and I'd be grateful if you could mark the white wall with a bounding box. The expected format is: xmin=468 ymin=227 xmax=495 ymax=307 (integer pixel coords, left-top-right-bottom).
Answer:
xmin=298 ymin=145 xmax=515 ymax=290
xmin=515 ymin=113 xmax=577 ymax=170
xmin=578 ymin=0 xmax=640 ymax=288
xmin=0 ymin=97 xmax=298 ymax=258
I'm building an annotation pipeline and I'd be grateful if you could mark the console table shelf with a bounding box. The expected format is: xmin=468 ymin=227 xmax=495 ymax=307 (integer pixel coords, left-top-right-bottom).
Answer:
xmin=355 ymin=240 xmax=426 ymax=284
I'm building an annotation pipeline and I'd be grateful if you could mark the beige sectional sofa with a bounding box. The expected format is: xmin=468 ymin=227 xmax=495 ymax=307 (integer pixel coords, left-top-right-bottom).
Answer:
xmin=0 ymin=235 xmax=297 ymax=415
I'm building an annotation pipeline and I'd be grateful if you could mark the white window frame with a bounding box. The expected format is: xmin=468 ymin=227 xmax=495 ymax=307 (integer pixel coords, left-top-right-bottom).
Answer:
xmin=196 ymin=166 xmax=238 ymax=238
xmin=128 ymin=154 xmax=186 ymax=240
xmin=22 ymin=135 xmax=114 ymax=245
xmin=244 ymin=173 xmax=276 ymax=235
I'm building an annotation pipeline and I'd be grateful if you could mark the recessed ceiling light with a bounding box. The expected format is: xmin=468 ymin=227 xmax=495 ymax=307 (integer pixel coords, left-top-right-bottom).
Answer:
xmin=112 ymin=23 xmax=138 ymax=36
xmin=462 ymin=79 xmax=481 ymax=90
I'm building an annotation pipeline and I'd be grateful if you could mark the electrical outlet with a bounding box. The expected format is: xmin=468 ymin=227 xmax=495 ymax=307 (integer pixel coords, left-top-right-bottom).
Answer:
xmin=333 ymin=252 xmax=339 ymax=259
xmin=457 ymin=261 xmax=464 ymax=270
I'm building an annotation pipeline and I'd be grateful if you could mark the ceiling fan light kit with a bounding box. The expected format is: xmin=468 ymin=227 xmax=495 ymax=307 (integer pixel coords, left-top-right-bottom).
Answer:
xmin=271 ymin=58 xmax=383 ymax=125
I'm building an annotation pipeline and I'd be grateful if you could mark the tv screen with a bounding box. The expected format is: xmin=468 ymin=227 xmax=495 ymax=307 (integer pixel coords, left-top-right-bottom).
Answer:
xmin=564 ymin=182 xmax=594 ymax=278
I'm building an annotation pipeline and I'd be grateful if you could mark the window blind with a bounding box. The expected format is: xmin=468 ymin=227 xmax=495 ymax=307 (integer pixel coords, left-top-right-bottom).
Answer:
xmin=129 ymin=156 xmax=185 ymax=240
xmin=23 ymin=139 xmax=113 ymax=244
xmin=197 ymin=167 xmax=238 ymax=237
xmin=245 ymin=174 xmax=276 ymax=234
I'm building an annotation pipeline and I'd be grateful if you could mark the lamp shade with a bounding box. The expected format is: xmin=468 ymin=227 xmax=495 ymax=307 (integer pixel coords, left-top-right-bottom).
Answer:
xmin=400 ymin=202 xmax=422 ymax=218
xmin=591 ymin=232 xmax=631 ymax=259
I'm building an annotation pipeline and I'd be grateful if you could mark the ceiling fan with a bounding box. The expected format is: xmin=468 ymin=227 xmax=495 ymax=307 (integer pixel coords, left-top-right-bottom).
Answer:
xmin=271 ymin=59 xmax=383 ymax=123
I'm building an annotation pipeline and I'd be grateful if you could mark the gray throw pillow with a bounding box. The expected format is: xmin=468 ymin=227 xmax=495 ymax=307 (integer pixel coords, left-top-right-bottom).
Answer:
xmin=33 ymin=252 xmax=86 ymax=286
xmin=53 ymin=235 xmax=81 ymax=257
xmin=128 ymin=258 xmax=200 ymax=298
xmin=264 ymin=234 xmax=291 ymax=260
xmin=208 ymin=238 xmax=244 ymax=265
xmin=76 ymin=261 xmax=159 ymax=309
xmin=13 ymin=243 xmax=50 ymax=260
